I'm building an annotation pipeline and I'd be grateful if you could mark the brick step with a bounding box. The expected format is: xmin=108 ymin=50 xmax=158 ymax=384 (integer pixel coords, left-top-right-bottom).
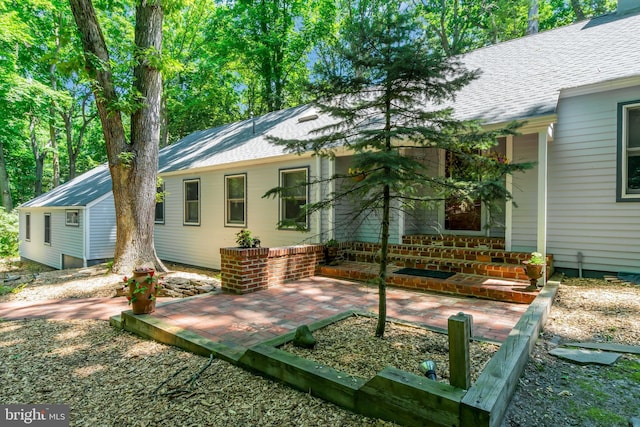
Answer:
xmin=343 ymin=251 xmax=528 ymax=281
xmin=350 ymin=243 xmax=531 ymax=265
xmin=317 ymin=261 xmax=538 ymax=304
xmin=401 ymin=235 xmax=506 ymax=250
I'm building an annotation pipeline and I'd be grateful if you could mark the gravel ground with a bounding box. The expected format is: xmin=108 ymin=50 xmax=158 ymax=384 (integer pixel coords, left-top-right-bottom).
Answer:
xmin=1 ymin=259 xmax=639 ymax=426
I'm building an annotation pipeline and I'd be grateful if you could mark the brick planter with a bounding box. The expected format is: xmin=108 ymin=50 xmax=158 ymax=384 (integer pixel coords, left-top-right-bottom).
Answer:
xmin=220 ymin=247 xmax=270 ymax=294
xmin=220 ymin=245 xmax=324 ymax=294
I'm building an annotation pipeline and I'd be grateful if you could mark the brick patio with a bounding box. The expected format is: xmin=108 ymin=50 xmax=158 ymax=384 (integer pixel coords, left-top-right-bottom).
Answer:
xmin=146 ymin=276 xmax=528 ymax=346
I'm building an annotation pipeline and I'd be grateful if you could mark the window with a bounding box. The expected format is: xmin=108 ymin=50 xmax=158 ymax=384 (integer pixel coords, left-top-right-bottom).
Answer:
xmin=184 ymin=179 xmax=200 ymax=225
xmin=44 ymin=213 xmax=51 ymax=245
xmin=155 ymin=181 xmax=165 ymax=224
xmin=225 ymin=174 xmax=246 ymax=227
xmin=618 ymin=101 xmax=640 ymax=201
xmin=25 ymin=213 xmax=31 ymax=241
xmin=279 ymin=168 xmax=308 ymax=229
xmin=65 ymin=210 xmax=79 ymax=226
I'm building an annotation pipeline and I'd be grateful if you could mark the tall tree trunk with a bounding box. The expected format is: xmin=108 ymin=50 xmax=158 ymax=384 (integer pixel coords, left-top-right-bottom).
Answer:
xmin=61 ymin=110 xmax=76 ymax=179
xmin=159 ymin=94 xmax=169 ymax=147
xmin=0 ymin=141 xmax=13 ymax=211
xmin=29 ymin=116 xmax=46 ymax=196
xmin=69 ymin=0 xmax=166 ymax=274
xmin=527 ymin=0 xmax=539 ymax=35
xmin=375 ymin=85 xmax=393 ymax=338
xmin=124 ymin=0 xmax=166 ymax=273
xmin=49 ymin=13 xmax=61 ymax=188
xmin=570 ymin=0 xmax=586 ymax=21
xmin=62 ymin=91 xmax=95 ymax=180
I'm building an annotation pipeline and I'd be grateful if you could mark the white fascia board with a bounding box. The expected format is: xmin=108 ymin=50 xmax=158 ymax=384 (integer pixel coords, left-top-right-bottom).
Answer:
xmin=559 ymin=75 xmax=640 ymax=99
xmin=158 ymin=152 xmax=315 ymax=178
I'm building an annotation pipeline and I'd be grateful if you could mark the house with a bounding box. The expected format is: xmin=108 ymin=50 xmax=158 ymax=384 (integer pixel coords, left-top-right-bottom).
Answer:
xmin=18 ymin=3 xmax=640 ymax=276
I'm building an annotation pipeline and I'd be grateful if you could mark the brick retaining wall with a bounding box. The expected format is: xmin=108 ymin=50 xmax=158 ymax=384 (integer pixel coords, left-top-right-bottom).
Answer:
xmin=220 ymin=245 xmax=325 ymax=294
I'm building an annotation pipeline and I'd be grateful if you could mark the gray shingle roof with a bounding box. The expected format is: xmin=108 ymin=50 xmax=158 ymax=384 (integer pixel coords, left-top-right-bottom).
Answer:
xmin=20 ymin=10 xmax=640 ymax=208
xmin=159 ymin=104 xmax=333 ymax=173
xmin=453 ymin=10 xmax=640 ymax=124
xmin=20 ymin=164 xmax=112 ymax=208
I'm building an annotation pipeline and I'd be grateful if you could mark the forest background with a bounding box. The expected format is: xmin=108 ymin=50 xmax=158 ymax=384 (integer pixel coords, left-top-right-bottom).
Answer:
xmin=0 ymin=0 xmax=615 ymax=215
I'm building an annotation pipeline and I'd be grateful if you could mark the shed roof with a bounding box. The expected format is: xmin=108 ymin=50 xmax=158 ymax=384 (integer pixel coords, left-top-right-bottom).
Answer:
xmin=20 ymin=10 xmax=640 ymax=208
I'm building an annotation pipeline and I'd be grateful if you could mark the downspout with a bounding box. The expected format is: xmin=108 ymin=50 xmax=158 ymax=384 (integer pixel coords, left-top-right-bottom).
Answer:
xmin=577 ymin=252 xmax=584 ymax=278
xmin=83 ymin=206 xmax=88 ymax=267
xmin=537 ymin=129 xmax=549 ymax=286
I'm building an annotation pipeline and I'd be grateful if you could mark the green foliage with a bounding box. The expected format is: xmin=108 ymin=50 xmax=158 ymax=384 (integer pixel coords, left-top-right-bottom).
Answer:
xmin=226 ymin=0 xmax=336 ymax=114
xmin=235 ymin=229 xmax=260 ymax=248
xmin=266 ymin=0 xmax=534 ymax=337
xmin=0 ymin=208 xmax=18 ymax=257
xmin=529 ymin=252 xmax=545 ymax=265
xmin=0 ymin=283 xmax=25 ymax=296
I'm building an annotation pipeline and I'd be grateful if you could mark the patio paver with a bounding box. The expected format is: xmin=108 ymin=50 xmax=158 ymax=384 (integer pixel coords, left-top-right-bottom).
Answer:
xmin=0 ymin=276 xmax=529 ymax=345
xmin=148 ymin=276 xmax=528 ymax=346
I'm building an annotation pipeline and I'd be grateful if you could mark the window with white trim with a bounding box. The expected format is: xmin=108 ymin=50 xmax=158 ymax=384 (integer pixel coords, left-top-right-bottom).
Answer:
xmin=44 ymin=213 xmax=51 ymax=245
xmin=66 ymin=210 xmax=79 ymax=226
xmin=618 ymin=101 xmax=640 ymax=201
xmin=225 ymin=174 xmax=246 ymax=227
xmin=279 ymin=168 xmax=308 ymax=229
xmin=184 ymin=179 xmax=200 ymax=225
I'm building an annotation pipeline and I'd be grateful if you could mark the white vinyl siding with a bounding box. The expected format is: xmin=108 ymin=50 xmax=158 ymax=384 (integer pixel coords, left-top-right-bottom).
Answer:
xmin=154 ymin=158 xmax=321 ymax=269
xmin=87 ymin=196 xmax=116 ymax=260
xmin=19 ymin=209 xmax=85 ymax=269
xmin=549 ymin=86 xmax=640 ymax=273
xmin=510 ymin=133 xmax=539 ymax=252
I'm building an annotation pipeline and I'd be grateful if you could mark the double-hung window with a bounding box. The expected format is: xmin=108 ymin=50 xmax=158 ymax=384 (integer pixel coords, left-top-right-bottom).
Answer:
xmin=225 ymin=174 xmax=246 ymax=227
xmin=184 ymin=179 xmax=200 ymax=225
xmin=25 ymin=213 xmax=31 ymax=241
xmin=618 ymin=101 xmax=640 ymax=201
xmin=44 ymin=213 xmax=51 ymax=245
xmin=279 ymin=167 xmax=308 ymax=229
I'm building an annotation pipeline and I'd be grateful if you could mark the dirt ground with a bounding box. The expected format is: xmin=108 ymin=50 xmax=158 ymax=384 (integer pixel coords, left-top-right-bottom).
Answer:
xmin=1 ymin=259 xmax=639 ymax=426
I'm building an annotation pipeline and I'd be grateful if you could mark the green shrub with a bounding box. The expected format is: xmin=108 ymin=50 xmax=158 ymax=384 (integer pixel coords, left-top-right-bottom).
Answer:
xmin=0 ymin=209 xmax=19 ymax=257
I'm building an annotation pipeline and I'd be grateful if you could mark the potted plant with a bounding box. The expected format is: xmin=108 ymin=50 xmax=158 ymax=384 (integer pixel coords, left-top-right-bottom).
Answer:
xmin=324 ymin=239 xmax=340 ymax=264
xmin=348 ymin=167 xmax=366 ymax=182
xmin=124 ymin=267 xmax=161 ymax=314
xmin=522 ymin=252 xmax=545 ymax=291
xmin=236 ymin=229 xmax=260 ymax=248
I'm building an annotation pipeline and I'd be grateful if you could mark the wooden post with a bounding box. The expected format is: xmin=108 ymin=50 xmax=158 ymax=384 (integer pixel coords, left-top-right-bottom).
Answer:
xmin=448 ymin=312 xmax=472 ymax=390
